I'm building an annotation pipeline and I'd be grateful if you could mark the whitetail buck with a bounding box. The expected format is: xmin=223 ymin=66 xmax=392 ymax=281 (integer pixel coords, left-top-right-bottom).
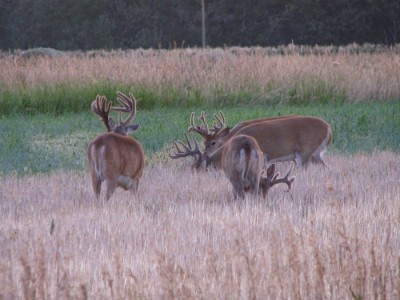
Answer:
xmin=87 ymin=92 xmax=145 ymax=200
xmin=188 ymin=111 xmax=332 ymax=168
xmin=170 ymin=133 xmax=294 ymax=199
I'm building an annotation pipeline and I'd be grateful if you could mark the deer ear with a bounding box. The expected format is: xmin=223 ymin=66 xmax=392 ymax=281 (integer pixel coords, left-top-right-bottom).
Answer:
xmin=266 ymin=164 xmax=275 ymax=177
xmin=218 ymin=127 xmax=230 ymax=137
xmin=126 ymin=124 xmax=139 ymax=133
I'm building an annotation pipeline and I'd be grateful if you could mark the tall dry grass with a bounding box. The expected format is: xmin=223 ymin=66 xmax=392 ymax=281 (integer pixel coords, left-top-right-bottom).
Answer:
xmin=1 ymin=152 xmax=399 ymax=299
xmin=1 ymin=47 xmax=399 ymax=103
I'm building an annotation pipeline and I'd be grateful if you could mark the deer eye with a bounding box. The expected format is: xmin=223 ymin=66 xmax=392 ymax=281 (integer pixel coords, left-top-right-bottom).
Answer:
xmin=211 ymin=141 xmax=216 ymax=146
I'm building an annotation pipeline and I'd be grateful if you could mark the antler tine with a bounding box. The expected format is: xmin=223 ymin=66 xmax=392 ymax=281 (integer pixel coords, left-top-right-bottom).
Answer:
xmin=114 ymin=91 xmax=134 ymax=111
xmin=198 ymin=111 xmax=209 ymax=132
xmin=113 ymin=91 xmax=137 ymax=126
xmin=169 ymin=133 xmax=203 ymax=169
xmin=188 ymin=112 xmax=210 ymax=138
xmin=270 ymin=163 xmax=295 ymax=190
xmin=91 ymin=95 xmax=112 ymax=132
xmin=169 ymin=132 xmax=200 ymax=159
xmin=210 ymin=111 xmax=226 ymax=134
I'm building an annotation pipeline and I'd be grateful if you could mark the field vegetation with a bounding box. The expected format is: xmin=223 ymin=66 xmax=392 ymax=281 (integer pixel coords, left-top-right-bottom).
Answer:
xmin=1 ymin=44 xmax=400 ymax=115
xmin=0 ymin=46 xmax=399 ymax=298
xmin=1 ymin=153 xmax=399 ymax=299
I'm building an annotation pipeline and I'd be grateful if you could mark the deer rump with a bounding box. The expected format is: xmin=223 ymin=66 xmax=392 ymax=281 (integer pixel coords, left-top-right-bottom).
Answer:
xmin=222 ymin=135 xmax=263 ymax=199
xmin=88 ymin=132 xmax=145 ymax=200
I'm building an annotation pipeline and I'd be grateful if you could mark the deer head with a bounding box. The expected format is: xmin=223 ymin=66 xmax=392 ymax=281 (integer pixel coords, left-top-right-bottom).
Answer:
xmin=169 ymin=132 xmax=203 ymax=170
xmin=260 ymin=163 xmax=295 ymax=198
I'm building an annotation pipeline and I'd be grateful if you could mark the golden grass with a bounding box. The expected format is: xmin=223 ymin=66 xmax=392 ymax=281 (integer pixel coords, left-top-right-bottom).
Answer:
xmin=1 ymin=47 xmax=400 ymax=102
xmin=1 ymin=151 xmax=399 ymax=299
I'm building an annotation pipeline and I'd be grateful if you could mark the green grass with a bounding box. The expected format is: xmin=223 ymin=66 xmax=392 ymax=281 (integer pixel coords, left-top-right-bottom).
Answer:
xmin=0 ymin=84 xmax=207 ymax=115
xmin=1 ymin=101 xmax=399 ymax=176
xmin=0 ymin=81 xmax=358 ymax=115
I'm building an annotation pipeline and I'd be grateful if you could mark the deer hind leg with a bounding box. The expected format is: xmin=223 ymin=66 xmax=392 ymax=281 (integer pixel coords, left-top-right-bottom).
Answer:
xmin=129 ymin=180 xmax=139 ymax=196
xmin=310 ymin=141 xmax=328 ymax=166
xmin=252 ymin=179 xmax=260 ymax=196
xmin=91 ymin=174 xmax=102 ymax=199
xmin=295 ymin=151 xmax=306 ymax=167
xmin=310 ymin=130 xmax=330 ymax=166
xmin=105 ymin=179 xmax=117 ymax=201
xmin=232 ymin=182 xmax=245 ymax=200
xmin=311 ymin=153 xmax=328 ymax=166
xmin=246 ymin=172 xmax=260 ymax=196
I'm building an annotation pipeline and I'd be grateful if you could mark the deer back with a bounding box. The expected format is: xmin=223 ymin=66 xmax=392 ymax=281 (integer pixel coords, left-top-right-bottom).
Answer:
xmin=228 ymin=114 xmax=299 ymax=137
xmin=204 ymin=115 xmax=300 ymax=156
xmin=207 ymin=116 xmax=331 ymax=165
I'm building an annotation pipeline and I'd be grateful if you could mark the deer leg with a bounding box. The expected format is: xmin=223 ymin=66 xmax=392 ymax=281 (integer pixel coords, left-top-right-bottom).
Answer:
xmin=248 ymin=173 xmax=260 ymax=196
xmin=252 ymin=180 xmax=260 ymax=196
xmin=129 ymin=180 xmax=139 ymax=195
xmin=294 ymin=151 xmax=305 ymax=166
xmin=90 ymin=173 xmax=102 ymax=200
xmin=233 ymin=183 xmax=245 ymax=200
xmin=105 ymin=179 xmax=117 ymax=201
xmin=311 ymin=156 xmax=328 ymax=166
xmin=311 ymin=153 xmax=328 ymax=166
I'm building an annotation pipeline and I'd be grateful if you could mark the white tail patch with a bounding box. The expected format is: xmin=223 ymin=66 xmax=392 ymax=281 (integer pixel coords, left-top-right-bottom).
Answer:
xmin=239 ymin=148 xmax=246 ymax=179
xmin=248 ymin=149 xmax=259 ymax=173
xmin=90 ymin=144 xmax=105 ymax=181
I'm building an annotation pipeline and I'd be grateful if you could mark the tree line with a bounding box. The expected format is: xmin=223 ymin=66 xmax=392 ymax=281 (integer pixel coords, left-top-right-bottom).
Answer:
xmin=1 ymin=0 xmax=399 ymax=50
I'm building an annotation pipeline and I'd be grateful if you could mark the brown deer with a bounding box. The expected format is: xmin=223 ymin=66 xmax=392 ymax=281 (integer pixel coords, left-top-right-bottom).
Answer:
xmin=170 ymin=133 xmax=294 ymax=199
xmin=188 ymin=111 xmax=332 ymax=168
xmin=87 ymin=92 xmax=145 ymax=200
xmin=221 ymin=134 xmax=264 ymax=199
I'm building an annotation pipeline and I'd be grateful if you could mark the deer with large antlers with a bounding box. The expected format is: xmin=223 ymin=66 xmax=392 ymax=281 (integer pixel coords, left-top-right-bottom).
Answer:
xmin=170 ymin=133 xmax=294 ymax=199
xmin=187 ymin=111 xmax=332 ymax=169
xmin=87 ymin=92 xmax=144 ymax=200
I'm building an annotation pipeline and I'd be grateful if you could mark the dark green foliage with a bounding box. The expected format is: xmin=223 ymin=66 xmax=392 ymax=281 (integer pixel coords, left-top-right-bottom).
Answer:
xmin=1 ymin=0 xmax=399 ymax=50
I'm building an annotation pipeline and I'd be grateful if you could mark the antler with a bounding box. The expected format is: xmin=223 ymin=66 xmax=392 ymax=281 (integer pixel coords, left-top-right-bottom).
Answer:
xmin=113 ymin=91 xmax=137 ymax=127
xmin=91 ymin=95 xmax=113 ymax=132
xmin=269 ymin=163 xmax=295 ymax=189
xmin=188 ymin=112 xmax=212 ymax=139
xmin=169 ymin=132 xmax=203 ymax=169
xmin=210 ymin=111 xmax=226 ymax=135
xmin=260 ymin=163 xmax=295 ymax=197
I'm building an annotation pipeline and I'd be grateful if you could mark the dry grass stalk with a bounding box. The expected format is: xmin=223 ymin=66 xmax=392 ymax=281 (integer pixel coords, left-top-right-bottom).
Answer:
xmin=0 ymin=151 xmax=399 ymax=298
xmin=0 ymin=48 xmax=399 ymax=102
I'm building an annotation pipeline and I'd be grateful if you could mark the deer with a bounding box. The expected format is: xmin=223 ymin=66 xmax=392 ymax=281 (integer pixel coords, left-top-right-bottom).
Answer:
xmin=170 ymin=133 xmax=294 ymax=199
xmin=188 ymin=111 xmax=332 ymax=169
xmin=221 ymin=134 xmax=264 ymax=199
xmin=87 ymin=92 xmax=145 ymax=201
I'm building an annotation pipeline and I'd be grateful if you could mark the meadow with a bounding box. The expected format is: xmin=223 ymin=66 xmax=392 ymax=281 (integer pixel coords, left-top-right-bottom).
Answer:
xmin=1 ymin=153 xmax=399 ymax=299
xmin=0 ymin=45 xmax=399 ymax=299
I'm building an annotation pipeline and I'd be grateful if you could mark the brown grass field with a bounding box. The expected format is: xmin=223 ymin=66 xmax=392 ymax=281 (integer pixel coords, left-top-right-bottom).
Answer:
xmin=1 ymin=46 xmax=400 ymax=103
xmin=1 ymin=151 xmax=399 ymax=299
